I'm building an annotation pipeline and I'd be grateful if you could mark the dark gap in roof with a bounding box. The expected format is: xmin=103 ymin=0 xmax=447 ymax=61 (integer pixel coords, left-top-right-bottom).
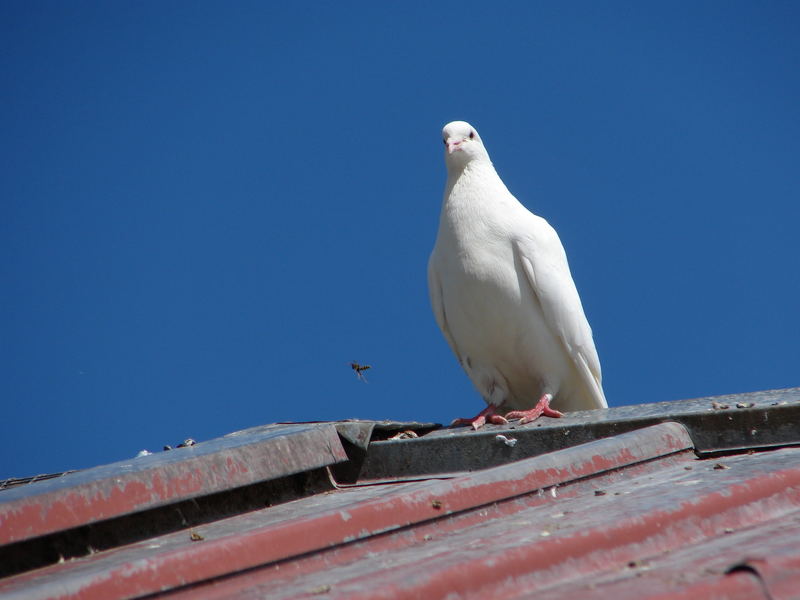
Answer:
xmin=329 ymin=436 xmax=368 ymax=484
xmin=0 ymin=467 xmax=333 ymax=580
xmin=695 ymin=441 xmax=800 ymax=458
xmin=368 ymin=422 xmax=441 ymax=441
xmin=331 ymin=420 xmax=441 ymax=483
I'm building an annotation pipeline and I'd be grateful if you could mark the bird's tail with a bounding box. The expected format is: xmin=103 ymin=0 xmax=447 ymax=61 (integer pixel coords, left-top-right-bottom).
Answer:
xmin=575 ymin=353 xmax=608 ymax=409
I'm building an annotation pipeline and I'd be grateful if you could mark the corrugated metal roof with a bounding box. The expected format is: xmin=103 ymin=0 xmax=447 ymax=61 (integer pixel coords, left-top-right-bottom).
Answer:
xmin=1 ymin=388 xmax=799 ymax=600
xmin=0 ymin=423 xmax=348 ymax=547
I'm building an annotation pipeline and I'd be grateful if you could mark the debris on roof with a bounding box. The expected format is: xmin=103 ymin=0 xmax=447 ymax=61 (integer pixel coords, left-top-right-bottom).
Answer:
xmin=1 ymin=388 xmax=799 ymax=599
xmin=0 ymin=471 xmax=78 ymax=492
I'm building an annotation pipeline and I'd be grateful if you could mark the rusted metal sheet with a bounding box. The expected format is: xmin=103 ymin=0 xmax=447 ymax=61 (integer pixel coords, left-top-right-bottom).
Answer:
xmin=353 ymin=387 xmax=800 ymax=480
xmin=0 ymin=423 xmax=348 ymax=546
xmin=161 ymin=450 xmax=697 ymax=600
xmin=0 ymin=423 xmax=693 ymax=600
xmin=2 ymin=390 xmax=800 ymax=600
xmin=527 ymin=497 xmax=800 ymax=600
xmin=186 ymin=445 xmax=800 ymax=600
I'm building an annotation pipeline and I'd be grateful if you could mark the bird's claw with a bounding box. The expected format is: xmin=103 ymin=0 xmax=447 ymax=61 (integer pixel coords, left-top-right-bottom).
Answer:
xmin=505 ymin=394 xmax=563 ymax=424
xmin=450 ymin=407 xmax=508 ymax=430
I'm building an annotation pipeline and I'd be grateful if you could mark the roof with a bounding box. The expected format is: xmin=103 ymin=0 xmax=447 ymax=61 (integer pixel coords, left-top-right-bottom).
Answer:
xmin=1 ymin=388 xmax=799 ymax=599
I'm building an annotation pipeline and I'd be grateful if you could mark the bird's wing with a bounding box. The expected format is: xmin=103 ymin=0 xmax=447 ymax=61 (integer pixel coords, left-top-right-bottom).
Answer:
xmin=427 ymin=255 xmax=462 ymax=362
xmin=513 ymin=219 xmax=607 ymax=408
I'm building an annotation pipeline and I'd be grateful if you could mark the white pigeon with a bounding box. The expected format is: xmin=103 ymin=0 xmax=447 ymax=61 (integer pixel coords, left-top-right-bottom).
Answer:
xmin=428 ymin=121 xmax=607 ymax=429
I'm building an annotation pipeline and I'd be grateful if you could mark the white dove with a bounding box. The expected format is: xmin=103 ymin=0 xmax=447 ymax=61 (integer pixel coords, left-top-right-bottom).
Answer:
xmin=428 ymin=121 xmax=607 ymax=430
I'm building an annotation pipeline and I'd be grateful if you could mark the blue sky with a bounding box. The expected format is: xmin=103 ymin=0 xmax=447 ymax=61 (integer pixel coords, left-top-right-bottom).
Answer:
xmin=2 ymin=2 xmax=798 ymax=479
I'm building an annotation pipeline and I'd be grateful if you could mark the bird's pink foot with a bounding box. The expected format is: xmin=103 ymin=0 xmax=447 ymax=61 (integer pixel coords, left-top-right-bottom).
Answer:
xmin=505 ymin=394 xmax=564 ymax=424
xmin=451 ymin=405 xmax=508 ymax=430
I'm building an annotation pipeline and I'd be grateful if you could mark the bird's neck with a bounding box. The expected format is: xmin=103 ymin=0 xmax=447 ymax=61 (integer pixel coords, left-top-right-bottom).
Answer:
xmin=440 ymin=161 xmax=516 ymax=247
xmin=444 ymin=160 xmax=505 ymax=207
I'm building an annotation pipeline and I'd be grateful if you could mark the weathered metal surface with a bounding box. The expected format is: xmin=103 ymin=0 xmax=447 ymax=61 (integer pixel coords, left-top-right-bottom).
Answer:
xmin=2 ymin=390 xmax=800 ymax=600
xmin=353 ymin=387 xmax=800 ymax=480
xmin=185 ymin=446 xmax=800 ymax=600
xmin=334 ymin=422 xmax=376 ymax=450
xmin=161 ymin=451 xmax=696 ymax=600
xmin=526 ymin=495 xmax=800 ymax=600
xmin=0 ymin=423 xmax=348 ymax=546
xmin=0 ymin=423 xmax=693 ymax=600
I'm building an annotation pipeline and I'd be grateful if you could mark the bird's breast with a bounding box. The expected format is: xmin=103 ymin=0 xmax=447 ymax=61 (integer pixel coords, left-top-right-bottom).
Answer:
xmin=434 ymin=213 xmax=534 ymax=346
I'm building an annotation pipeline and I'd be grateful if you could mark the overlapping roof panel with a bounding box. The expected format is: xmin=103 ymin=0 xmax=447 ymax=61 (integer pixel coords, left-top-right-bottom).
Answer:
xmin=1 ymin=388 xmax=799 ymax=599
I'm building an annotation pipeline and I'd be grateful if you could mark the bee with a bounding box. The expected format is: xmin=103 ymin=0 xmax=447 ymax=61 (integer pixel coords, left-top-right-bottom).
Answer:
xmin=350 ymin=361 xmax=371 ymax=382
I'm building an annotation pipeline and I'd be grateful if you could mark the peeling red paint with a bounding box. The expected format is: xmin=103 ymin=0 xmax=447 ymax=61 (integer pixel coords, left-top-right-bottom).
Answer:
xmin=225 ymin=456 xmax=249 ymax=476
xmin=0 ymin=423 xmax=699 ymax=600
xmin=3 ymin=419 xmax=800 ymax=600
xmin=0 ymin=424 xmax=348 ymax=545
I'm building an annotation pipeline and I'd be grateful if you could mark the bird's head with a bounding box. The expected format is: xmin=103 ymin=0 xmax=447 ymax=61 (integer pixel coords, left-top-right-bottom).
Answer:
xmin=442 ymin=121 xmax=489 ymax=170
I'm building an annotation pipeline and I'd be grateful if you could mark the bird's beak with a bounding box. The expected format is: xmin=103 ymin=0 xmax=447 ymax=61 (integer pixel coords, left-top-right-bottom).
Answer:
xmin=446 ymin=139 xmax=463 ymax=154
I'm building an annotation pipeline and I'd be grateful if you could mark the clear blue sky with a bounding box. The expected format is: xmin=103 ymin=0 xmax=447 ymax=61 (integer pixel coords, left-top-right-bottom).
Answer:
xmin=2 ymin=2 xmax=798 ymax=479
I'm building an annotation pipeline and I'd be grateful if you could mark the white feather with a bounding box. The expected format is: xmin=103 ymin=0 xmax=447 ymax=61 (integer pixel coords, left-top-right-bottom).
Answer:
xmin=428 ymin=121 xmax=606 ymax=413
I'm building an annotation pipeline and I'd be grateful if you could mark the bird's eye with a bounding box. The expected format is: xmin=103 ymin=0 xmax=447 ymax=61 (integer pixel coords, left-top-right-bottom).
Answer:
xmin=469 ymin=131 xmax=475 ymax=139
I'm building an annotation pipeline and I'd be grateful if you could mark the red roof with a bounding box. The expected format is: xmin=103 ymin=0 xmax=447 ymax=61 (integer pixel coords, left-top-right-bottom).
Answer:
xmin=1 ymin=388 xmax=799 ymax=599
